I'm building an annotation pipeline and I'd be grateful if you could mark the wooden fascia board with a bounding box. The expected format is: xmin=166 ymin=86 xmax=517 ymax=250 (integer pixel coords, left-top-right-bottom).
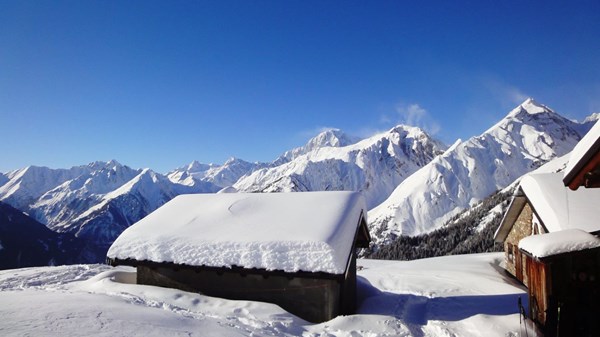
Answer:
xmin=564 ymin=140 xmax=600 ymax=190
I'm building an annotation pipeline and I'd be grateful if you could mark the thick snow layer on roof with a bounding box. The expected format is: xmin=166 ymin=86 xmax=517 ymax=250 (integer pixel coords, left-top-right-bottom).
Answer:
xmin=107 ymin=191 xmax=367 ymax=274
xmin=564 ymin=119 xmax=600 ymax=182
xmin=520 ymin=172 xmax=600 ymax=233
xmin=519 ymin=229 xmax=600 ymax=258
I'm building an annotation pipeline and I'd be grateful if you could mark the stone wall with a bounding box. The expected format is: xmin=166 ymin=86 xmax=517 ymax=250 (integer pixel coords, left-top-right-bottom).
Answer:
xmin=504 ymin=203 xmax=534 ymax=284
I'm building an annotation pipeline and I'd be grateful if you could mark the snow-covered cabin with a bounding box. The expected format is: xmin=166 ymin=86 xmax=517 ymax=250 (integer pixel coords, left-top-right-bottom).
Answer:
xmin=495 ymin=172 xmax=600 ymax=282
xmin=563 ymin=119 xmax=600 ymax=190
xmin=106 ymin=191 xmax=371 ymax=323
xmin=495 ymin=173 xmax=600 ymax=336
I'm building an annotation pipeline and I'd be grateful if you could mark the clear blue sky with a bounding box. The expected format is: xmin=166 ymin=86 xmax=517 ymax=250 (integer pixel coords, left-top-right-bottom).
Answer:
xmin=1 ymin=1 xmax=599 ymax=173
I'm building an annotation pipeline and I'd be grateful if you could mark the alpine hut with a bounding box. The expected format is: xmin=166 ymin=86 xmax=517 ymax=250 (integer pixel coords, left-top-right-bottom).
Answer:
xmin=106 ymin=191 xmax=371 ymax=323
xmin=494 ymin=172 xmax=600 ymax=336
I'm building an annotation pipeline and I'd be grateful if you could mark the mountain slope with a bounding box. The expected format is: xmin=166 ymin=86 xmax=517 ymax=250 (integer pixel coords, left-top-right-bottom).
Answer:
xmin=0 ymin=201 xmax=98 ymax=269
xmin=28 ymin=161 xmax=142 ymax=229
xmin=234 ymin=126 xmax=446 ymax=208
xmin=368 ymin=98 xmax=595 ymax=245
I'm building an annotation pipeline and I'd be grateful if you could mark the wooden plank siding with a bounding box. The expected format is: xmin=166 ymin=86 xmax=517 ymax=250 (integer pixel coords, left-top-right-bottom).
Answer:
xmin=520 ymin=248 xmax=600 ymax=337
xmin=525 ymin=257 xmax=550 ymax=327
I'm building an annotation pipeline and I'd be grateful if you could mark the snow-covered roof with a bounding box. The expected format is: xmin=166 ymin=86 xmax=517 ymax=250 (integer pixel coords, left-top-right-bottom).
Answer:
xmin=520 ymin=172 xmax=600 ymax=233
xmin=518 ymin=229 xmax=600 ymax=259
xmin=495 ymin=172 xmax=600 ymax=242
xmin=563 ymin=120 xmax=600 ymax=189
xmin=107 ymin=191 xmax=368 ymax=274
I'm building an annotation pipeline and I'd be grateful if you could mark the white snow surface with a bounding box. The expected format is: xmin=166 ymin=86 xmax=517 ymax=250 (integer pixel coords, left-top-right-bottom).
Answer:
xmin=518 ymin=229 xmax=600 ymax=258
xmin=108 ymin=192 xmax=366 ymax=274
xmin=520 ymin=172 xmax=600 ymax=233
xmin=564 ymin=119 xmax=600 ymax=182
xmin=0 ymin=253 xmax=535 ymax=337
xmin=369 ymin=98 xmax=590 ymax=242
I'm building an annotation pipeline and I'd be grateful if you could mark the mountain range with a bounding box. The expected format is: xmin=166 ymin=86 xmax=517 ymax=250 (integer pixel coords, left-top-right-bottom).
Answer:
xmin=0 ymin=98 xmax=596 ymax=265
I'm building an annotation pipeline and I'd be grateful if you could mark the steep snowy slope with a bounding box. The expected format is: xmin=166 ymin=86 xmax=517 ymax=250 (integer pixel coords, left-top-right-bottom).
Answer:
xmin=168 ymin=157 xmax=264 ymax=188
xmin=234 ymin=126 xmax=446 ymax=208
xmin=369 ymin=98 xmax=595 ymax=244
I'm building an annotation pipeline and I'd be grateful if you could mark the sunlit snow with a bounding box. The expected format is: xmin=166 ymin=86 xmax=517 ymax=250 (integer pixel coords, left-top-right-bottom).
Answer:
xmin=108 ymin=192 xmax=366 ymax=274
xmin=0 ymin=253 xmax=535 ymax=337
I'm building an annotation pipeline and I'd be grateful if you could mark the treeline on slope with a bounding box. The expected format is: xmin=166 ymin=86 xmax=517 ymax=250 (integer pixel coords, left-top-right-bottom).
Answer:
xmin=368 ymin=189 xmax=513 ymax=260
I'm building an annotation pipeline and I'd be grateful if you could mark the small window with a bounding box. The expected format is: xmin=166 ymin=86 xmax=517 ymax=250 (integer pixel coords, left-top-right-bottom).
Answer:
xmin=506 ymin=243 xmax=514 ymax=262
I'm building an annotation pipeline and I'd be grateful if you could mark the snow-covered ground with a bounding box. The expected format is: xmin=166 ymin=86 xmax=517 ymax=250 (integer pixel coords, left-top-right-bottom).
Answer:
xmin=0 ymin=253 xmax=537 ymax=337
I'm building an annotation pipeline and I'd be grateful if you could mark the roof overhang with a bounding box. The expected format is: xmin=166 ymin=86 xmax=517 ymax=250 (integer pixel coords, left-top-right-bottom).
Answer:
xmin=494 ymin=191 xmax=526 ymax=243
xmin=107 ymin=257 xmax=345 ymax=280
xmin=563 ymin=150 xmax=600 ymax=190
xmin=563 ymin=121 xmax=600 ymax=190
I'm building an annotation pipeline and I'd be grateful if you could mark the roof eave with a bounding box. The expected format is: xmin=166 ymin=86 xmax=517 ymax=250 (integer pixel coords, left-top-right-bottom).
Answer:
xmin=494 ymin=194 xmax=527 ymax=243
xmin=108 ymin=257 xmax=346 ymax=280
xmin=563 ymin=138 xmax=600 ymax=190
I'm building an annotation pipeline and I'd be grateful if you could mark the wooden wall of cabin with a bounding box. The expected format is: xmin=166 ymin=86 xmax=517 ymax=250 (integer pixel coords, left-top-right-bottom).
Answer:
xmin=137 ymin=265 xmax=343 ymax=323
xmin=524 ymin=249 xmax=600 ymax=337
xmin=504 ymin=203 xmax=534 ymax=284
xmin=551 ymin=250 xmax=600 ymax=337
xmin=525 ymin=257 xmax=549 ymax=329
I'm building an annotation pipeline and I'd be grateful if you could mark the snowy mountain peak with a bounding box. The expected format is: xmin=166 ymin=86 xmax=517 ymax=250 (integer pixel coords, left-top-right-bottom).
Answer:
xmin=387 ymin=124 xmax=428 ymax=138
xmin=508 ymin=97 xmax=553 ymax=118
xmin=274 ymin=128 xmax=361 ymax=165
xmin=310 ymin=128 xmax=357 ymax=148
xmin=87 ymin=160 xmax=124 ymax=171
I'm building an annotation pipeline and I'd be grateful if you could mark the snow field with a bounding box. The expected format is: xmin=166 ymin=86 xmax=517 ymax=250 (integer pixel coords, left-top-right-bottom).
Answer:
xmin=0 ymin=253 xmax=532 ymax=337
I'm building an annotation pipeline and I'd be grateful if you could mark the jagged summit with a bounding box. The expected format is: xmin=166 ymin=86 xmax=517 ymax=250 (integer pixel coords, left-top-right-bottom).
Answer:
xmin=506 ymin=97 xmax=554 ymax=118
xmin=273 ymin=128 xmax=361 ymax=165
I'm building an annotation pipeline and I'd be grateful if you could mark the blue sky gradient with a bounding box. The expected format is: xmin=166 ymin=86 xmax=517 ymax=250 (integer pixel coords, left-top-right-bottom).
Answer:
xmin=1 ymin=1 xmax=599 ymax=173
